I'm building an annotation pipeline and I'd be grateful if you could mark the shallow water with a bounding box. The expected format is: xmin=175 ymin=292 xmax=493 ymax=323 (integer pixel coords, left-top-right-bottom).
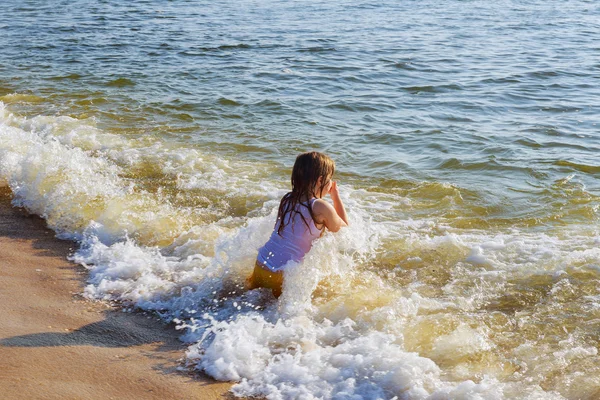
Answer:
xmin=1 ymin=0 xmax=599 ymax=399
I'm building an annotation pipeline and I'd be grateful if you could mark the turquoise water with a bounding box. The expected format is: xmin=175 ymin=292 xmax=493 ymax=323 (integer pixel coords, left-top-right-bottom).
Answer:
xmin=1 ymin=1 xmax=600 ymax=399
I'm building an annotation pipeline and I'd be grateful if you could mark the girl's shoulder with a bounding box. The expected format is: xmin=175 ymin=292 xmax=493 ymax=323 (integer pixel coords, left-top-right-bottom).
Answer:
xmin=311 ymin=198 xmax=334 ymax=217
xmin=309 ymin=198 xmax=327 ymax=229
xmin=311 ymin=197 xmax=329 ymax=208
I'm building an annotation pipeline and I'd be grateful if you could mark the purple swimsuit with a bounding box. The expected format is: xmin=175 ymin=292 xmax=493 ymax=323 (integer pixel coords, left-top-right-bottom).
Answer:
xmin=257 ymin=198 xmax=323 ymax=272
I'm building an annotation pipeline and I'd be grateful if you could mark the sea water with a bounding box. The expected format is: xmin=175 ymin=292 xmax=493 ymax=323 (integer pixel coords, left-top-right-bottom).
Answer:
xmin=0 ymin=1 xmax=599 ymax=398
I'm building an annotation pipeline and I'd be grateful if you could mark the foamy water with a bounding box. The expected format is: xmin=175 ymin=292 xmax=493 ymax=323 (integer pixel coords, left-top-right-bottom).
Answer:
xmin=1 ymin=0 xmax=599 ymax=397
xmin=1 ymin=102 xmax=599 ymax=399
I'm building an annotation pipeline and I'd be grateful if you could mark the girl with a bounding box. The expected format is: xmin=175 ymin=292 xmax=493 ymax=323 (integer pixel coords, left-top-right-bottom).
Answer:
xmin=248 ymin=151 xmax=348 ymax=297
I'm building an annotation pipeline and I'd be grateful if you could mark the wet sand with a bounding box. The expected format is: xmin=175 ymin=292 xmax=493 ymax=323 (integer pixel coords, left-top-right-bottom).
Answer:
xmin=0 ymin=186 xmax=232 ymax=400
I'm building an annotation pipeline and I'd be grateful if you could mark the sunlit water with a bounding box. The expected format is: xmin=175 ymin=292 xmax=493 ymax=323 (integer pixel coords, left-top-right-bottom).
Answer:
xmin=0 ymin=1 xmax=599 ymax=398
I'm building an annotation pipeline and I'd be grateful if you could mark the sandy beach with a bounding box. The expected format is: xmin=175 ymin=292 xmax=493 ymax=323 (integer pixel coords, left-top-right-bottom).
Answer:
xmin=0 ymin=186 xmax=232 ymax=400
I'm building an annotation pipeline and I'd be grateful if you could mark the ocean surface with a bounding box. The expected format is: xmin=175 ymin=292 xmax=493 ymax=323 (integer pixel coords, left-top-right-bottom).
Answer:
xmin=1 ymin=0 xmax=599 ymax=398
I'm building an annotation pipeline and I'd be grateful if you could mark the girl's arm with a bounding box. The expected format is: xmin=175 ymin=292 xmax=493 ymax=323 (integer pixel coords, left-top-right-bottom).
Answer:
xmin=329 ymin=181 xmax=348 ymax=226
xmin=313 ymin=182 xmax=348 ymax=232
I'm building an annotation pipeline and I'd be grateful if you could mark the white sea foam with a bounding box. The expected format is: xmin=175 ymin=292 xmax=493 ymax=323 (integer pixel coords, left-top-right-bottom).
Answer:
xmin=2 ymin=102 xmax=599 ymax=399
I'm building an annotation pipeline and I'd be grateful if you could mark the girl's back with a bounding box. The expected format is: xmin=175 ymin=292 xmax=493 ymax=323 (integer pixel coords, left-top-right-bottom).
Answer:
xmin=257 ymin=198 xmax=322 ymax=272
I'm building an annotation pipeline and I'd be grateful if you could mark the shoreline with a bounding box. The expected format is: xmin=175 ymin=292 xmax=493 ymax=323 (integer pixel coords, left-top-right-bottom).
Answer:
xmin=0 ymin=186 xmax=232 ymax=400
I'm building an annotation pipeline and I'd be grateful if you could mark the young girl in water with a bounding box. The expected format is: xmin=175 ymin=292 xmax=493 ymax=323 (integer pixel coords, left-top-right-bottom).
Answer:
xmin=248 ymin=151 xmax=348 ymax=297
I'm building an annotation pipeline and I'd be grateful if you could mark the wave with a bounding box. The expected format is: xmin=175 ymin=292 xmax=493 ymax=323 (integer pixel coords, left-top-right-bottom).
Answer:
xmin=554 ymin=160 xmax=600 ymax=174
xmin=105 ymin=77 xmax=136 ymax=87
xmin=1 ymin=102 xmax=599 ymax=399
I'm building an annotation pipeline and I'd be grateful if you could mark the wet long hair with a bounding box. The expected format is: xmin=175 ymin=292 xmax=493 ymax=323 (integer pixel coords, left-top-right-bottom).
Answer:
xmin=277 ymin=151 xmax=335 ymax=236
